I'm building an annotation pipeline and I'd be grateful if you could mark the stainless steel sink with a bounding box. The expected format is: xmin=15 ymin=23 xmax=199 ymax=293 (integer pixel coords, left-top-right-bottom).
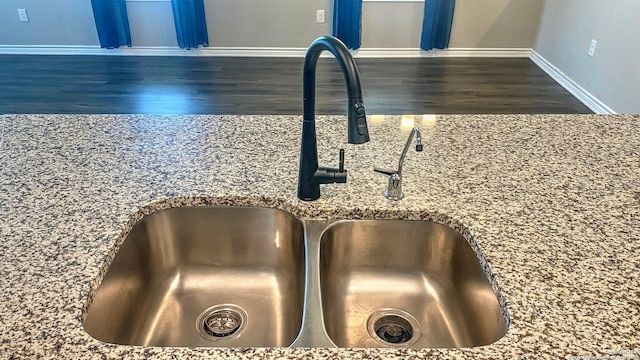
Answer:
xmin=318 ymin=220 xmax=507 ymax=348
xmin=83 ymin=207 xmax=305 ymax=347
xmin=84 ymin=208 xmax=508 ymax=349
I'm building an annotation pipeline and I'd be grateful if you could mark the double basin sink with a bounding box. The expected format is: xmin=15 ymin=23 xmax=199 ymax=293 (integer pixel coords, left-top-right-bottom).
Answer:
xmin=83 ymin=207 xmax=507 ymax=348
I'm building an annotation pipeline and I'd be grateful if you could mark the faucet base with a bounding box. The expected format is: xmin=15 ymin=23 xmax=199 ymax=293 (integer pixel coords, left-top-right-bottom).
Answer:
xmin=381 ymin=172 xmax=403 ymax=201
xmin=383 ymin=190 xmax=404 ymax=201
xmin=298 ymin=168 xmax=348 ymax=201
xmin=298 ymin=184 xmax=321 ymax=202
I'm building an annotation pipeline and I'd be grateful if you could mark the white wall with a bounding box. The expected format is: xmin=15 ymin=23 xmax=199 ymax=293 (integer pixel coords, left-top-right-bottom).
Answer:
xmin=0 ymin=0 xmax=544 ymax=49
xmin=450 ymin=0 xmax=544 ymax=49
xmin=0 ymin=0 xmax=98 ymax=45
xmin=534 ymin=0 xmax=640 ymax=113
xmin=127 ymin=1 xmax=177 ymax=46
xmin=212 ymin=0 xmax=544 ymax=49
xmin=206 ymin=0 xmax=332 ymax=47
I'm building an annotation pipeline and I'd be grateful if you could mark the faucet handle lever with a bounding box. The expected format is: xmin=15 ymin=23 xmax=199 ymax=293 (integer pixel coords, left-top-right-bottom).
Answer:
xmin=339 ymin=149 xmax=345 ymax=173
xmin=374 ymin=167 xmax=397 ymax=176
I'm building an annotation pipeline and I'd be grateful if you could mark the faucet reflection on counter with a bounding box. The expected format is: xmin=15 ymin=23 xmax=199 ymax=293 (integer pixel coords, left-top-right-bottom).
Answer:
xmin=297 ymin=36 xmax=370 ymax=201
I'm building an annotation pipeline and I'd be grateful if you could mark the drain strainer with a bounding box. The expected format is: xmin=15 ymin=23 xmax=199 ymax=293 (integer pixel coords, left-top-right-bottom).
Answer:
xmin=204 ymin=310 xmax=242 ymax=337
xmin=367 ymin=309 xmax=420 ymax=347
xmin=196 ymin=304 xmax=247 ymax=341
xmin=374 ymin=315 xmax=413 ymax=344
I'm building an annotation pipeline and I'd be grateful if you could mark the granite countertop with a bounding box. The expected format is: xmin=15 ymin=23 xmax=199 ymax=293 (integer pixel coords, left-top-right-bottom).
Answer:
xmin=1 ymin=114 xmax=639 ymax=359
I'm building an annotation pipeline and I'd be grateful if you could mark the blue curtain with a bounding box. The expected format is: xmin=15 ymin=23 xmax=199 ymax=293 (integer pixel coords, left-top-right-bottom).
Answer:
xmin=333 ymin=0 xmax=362 ymax=50
xmin=421 ymin=0 xmax=456 ymax=51
xmin=91 ymin=0 xmax=131 ymax=49
xmin=171 ymin=0 xmax=209 ymax=50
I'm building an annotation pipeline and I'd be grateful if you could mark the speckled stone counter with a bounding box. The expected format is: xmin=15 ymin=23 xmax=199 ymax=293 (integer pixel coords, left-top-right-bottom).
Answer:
xmin=1 ymin=114 xmax=639 ymax=359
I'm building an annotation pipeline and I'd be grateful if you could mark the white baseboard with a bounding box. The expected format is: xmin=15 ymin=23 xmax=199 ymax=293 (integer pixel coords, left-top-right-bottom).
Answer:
xmin=354 ymin=48 xmax=531 ymax=58
xmin=530 ymin=50 xmax=615 ymax=114
xmin=0 ymin=45 xmax=531 ymax=58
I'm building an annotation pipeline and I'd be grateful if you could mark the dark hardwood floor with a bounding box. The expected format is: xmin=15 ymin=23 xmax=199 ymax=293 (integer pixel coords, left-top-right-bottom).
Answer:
xmin=0 ymin=55 xmax=591 ymax=114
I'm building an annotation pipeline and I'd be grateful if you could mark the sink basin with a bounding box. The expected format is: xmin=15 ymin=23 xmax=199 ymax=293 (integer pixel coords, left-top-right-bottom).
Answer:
xmin=83 ymin=207 xmax=305 ymax=347
xmin=319 ymin=220 xmax=507 ymax=348
xmin=84 ymin=207 xmax=508 ymax=349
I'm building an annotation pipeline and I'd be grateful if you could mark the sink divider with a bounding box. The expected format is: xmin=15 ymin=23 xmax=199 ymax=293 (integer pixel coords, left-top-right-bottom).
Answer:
xmin=290 ymin=219 xmax=339 ymax=348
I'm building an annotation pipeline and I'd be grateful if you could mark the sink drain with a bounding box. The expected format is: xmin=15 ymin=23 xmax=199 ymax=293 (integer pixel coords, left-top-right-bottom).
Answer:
xmin=374 ymin=315 xmax=413 ymax=344
xmin=197 ymin=304 xmax=247 ymax=341
xmin=204 ymin=310 xmax=242 ymax=337
xmin=367 ymin=309 xmax=420 ymax=346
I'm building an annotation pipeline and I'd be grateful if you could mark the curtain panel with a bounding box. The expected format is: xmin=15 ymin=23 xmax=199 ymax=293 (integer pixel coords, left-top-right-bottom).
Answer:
xmin=421 ymin=0 xmax=456 ymax=51
xmin=333 ymin=0 xmax=362 ymax=50
xmin=171 ymin=0 xmax=209 ymax=49
xmin=91 ymin=0 xmax=132 ymax=49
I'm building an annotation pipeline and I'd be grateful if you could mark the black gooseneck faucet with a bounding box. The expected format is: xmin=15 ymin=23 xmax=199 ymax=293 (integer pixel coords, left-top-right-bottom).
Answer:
xmin=297 ymin=36 xmax=370 ymax=201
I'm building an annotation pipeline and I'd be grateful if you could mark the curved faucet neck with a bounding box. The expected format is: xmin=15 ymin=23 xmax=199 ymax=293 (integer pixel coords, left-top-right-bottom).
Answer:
xmin=303 ymin=36 xmax=363 ymax=122
xmin=398 ymin=127 xmax=423 ymax=176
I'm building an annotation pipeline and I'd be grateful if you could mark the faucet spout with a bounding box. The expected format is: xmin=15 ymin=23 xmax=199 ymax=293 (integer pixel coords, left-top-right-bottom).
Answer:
xmin=298 ymin=36 xmax=370 ymax=201
xmin=397 ymin=127 xmax=423 ymax=176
